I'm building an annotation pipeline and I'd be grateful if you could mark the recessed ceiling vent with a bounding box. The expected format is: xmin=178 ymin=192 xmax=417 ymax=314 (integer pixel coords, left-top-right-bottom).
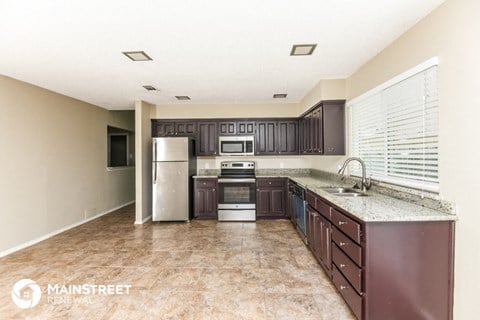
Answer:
xmin=143 ymin=85 xmax=157 ymax=91
xmin=175 ymin=96 xmax=191 ymax=101
xmin=122 ymin=51 xmax=152 ymax=61
xmin=290 ymin=44 xmax=317 ymax=56
xmin=273 ymin=93 xmax=288 ymax=99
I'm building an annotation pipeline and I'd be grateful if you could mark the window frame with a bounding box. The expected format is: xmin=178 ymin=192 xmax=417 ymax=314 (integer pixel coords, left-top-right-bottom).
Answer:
xmin=347 ymin=57 xmax=439 ymax=192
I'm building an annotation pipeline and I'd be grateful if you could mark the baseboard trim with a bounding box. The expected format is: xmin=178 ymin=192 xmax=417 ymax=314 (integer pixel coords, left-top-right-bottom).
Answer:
xmin=0 ymin=201 xmax=135 ymax=257
xmin=135 ymin=214 xmax=152 ymax=225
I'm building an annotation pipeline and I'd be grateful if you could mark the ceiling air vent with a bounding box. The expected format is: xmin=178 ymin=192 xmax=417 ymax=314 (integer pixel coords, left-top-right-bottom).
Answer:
xmin=122 ymin=51 xmax=152 ymax=61
xmin=273 ymin=93 xmax=288 ymax=99
xmin=290 ymin=44 xmax=317 ymax=56
xmin=143 ymin=85 xmax=157 ymax=91
xmin=175 ymin=96 xmax=191 ymax=101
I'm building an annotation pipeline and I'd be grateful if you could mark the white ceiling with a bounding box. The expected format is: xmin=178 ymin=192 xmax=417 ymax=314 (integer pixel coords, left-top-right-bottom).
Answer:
xmin=0 ymin=0 xmax=445 ymax=110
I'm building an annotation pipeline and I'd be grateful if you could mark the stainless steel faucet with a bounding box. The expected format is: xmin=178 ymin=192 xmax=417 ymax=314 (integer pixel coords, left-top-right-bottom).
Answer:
xmin=338 ymin=157 xmax=372 ymax=192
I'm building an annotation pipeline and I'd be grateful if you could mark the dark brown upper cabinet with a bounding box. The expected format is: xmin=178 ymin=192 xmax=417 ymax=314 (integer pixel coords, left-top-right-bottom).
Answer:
xmin=150 ymin=99 xmax=344 ymax=157
xmin=197 ymin=122 xmax=218 ymax=156
xmin=152 ymin=120 xmax=197 ymax=137
xmin=255 ymin=121 xmax=277 ymax=155
xmin=218 ymin=121 xmax=236 ymax=135
xmin=277 ymin=120 xmax=299 ymax=155
xmin=175 ymin=121 xmax=197 ymax=137
xmin=300 ymin=100 xmax=345 ymax=155
xmin=256 ymin=119 xmax=298 ymax=155
xmin=323 ymin=101 xmax=345 ymax=155
xmin=237 ymin=121 xmax=256 ymax=135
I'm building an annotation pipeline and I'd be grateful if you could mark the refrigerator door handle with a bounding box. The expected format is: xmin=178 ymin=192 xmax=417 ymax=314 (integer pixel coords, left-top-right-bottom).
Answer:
xmin=153 ymin=139 xmax=157 ymax=161
xmin=154 ymin=163 xmax=157 ymax=184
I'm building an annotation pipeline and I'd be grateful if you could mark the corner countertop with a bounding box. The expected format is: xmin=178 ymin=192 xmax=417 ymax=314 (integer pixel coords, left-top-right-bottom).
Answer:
xmin=287 ymin=176 xmax=457 ymax=222
xmin=192 ymin=174 xmax=457 ymax=222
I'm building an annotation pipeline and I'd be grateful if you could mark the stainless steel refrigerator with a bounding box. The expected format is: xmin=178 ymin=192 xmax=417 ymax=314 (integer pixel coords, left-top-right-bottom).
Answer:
xmin=152 ymin=137 xmax=196 ymax=221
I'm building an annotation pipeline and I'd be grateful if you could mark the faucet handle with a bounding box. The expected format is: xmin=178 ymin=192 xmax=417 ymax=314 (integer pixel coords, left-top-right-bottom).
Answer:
xmin=352 ymin=182 xmax=360 ymax=189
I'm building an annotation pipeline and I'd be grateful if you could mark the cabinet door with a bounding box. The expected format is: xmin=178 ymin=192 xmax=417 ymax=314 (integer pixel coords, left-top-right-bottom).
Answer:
xmin=194 ymin=179 xmax=217 ymax=219
xmin=323 ymin=101 xmax=345 ymax=155
xmin=307 ymin=207 xmax=316 ymax=253
xmin=255 ymin=121 xmax=277 ymax=155
xmin=175 ymin=121 xmax=197 ymax=136
xmin=197 ymin=122 xmax=218 ymax=156
xmin=277 ymin=120 xmax=298 ymax=155
xmin=311 ymin=107 xmax=324 ymax=154
xmin=152 ymin=121 xmax=175 ymax=137
xmin=298 ymin=118 xmax=305 ymax=154
xmin=320 ymin=216 xmax=332 ymax=275
xmin=270 ymin=188 xmax=286 ymax=216
xmin=303 ymin=114 xmax=312 ymax=153
xmin=218 ymin=121 xmax=236 ymax=135
xmin=256 ymin=188 xmax=272 ymax=217
xmin=237 ymin=121 xmax=256 ymax=135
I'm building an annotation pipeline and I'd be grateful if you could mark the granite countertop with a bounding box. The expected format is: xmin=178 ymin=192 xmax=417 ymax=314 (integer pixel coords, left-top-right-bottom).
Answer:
xmin=193 ymin=172 xmax=457 ymax=222
xmin=288 ymin=176 xmax=456 ymax=222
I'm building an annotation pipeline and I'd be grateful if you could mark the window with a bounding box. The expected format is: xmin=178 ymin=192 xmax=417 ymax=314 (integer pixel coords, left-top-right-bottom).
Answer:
xmin=349 ymin=59 xmax=439 ymax=192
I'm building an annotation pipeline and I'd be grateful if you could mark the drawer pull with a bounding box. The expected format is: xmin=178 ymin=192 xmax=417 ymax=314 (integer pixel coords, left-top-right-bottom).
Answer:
xmin=339 ymin=263 xmax=347 ymax=269
xmin=340 ymin=285 xmax=348 ymax=290
xmin=339 ymin=242 xmax=347 ymax=247
xmin=203 ymin=182 xmax=207 ymax=185
xmin=338 ymin=221 xmax=347 ymax=226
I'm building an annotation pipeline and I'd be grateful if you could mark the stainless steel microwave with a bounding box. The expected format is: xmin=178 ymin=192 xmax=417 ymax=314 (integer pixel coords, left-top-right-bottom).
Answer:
xmin=219 ymin=136 xmax=255 ymax=156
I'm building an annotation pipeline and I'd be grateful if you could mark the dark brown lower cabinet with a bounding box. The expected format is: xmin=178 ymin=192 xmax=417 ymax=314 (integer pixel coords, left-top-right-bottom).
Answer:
xmin=256 ymin=178 xmax=287 ymax=218
xmin=307 ymin=205 xmax=331 ymax=275
xmin=306 ymin=190 xmax=454 ymax=320
xmin=193 ymin=178 xmax=217 ymax=219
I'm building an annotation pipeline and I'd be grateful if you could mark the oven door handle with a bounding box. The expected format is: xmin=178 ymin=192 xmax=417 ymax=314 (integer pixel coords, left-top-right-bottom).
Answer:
xmin=218 ymin=178 xmax=256 ymax=183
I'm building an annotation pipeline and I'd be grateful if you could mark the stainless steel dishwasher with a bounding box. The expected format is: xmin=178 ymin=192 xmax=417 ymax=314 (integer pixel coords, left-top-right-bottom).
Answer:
xmin=293 ymin=184 xmax=307 ymax=244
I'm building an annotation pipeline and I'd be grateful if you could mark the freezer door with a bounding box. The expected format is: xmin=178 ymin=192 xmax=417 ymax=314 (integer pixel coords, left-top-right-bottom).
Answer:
xmin=153 ymin=137 xmax=189 ymax=162
xmin=152 ymin=161 xmax=189 ymax=221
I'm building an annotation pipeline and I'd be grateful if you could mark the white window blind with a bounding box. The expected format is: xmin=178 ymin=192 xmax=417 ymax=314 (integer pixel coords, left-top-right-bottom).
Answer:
xmin=350 ymin=65 xmax=439 ymax=192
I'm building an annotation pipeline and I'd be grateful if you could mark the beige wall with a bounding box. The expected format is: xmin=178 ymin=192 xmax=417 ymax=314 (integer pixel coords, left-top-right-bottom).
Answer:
xmin=153 ymin=103 xmax=298 ymax=119
xmin=298 ymin=79 xmax=346 ymax=114
xmin=345 ymin=0 xmax=480 ymax=317
xmin=135 ymin=101 xmax=154 ymax=223
xmin=0 ymin=76 xmax=135 ymax=254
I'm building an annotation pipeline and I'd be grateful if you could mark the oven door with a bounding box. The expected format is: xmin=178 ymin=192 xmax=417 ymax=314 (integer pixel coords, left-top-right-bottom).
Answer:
xmin=217 ymin=178 xmax=256 ymax=209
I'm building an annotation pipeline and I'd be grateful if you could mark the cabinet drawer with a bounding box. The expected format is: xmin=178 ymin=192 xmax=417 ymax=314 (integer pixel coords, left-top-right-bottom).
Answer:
xmin=306 ymin=192 xmax=331 ymax=220
xmin=332 ymin=226 xmax=362 ymax=266
xmin=316 ymin=198 xmax=331 ymax=221
xmin=332 ymin=265 xmax=362 ymax=320
xmin=332 ymin=243 xmax=362 ymax=294
xmin=306 ymin=191 xmax=316 ymax=208
xmin=331 ymin=208 xmax=361 ymax=244
xmin=257 ymin=178 xmax=285 ymax=187
xmin=195 ymin=179 xmax=217 ymax=188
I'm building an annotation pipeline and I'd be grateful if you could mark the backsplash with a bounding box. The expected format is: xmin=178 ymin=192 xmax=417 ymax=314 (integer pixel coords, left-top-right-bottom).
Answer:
xmin=196 ymin=167 xmax=455 ymax=215
xmin=310 ymin=169 xmax=456 ymax=215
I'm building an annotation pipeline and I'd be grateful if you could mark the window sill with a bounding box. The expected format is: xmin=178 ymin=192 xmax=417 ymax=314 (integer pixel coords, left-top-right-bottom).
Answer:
xmin=107 ymin=166 xmax=135 ymax=171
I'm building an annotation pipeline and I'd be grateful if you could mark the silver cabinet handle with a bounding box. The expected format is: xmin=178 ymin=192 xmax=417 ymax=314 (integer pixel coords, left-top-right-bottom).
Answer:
xmin=338 ymin=221 xmax=346 ymax=226
xmin=339 ymin=264 xmax=347 ymax=269
xmin=339 ymin=242 xmax=347 ymax=247
xmin=340 ymin=285 xmax=347 ymax=290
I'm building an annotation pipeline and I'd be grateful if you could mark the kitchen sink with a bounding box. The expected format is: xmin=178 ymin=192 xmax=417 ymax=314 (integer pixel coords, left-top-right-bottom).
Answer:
xmin=319 ymin=187 xmax=368 ymax=197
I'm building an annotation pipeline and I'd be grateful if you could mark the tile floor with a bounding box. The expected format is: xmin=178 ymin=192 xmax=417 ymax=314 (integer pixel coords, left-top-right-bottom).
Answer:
xmin=0 ymin=205 xmax=355 ymax=319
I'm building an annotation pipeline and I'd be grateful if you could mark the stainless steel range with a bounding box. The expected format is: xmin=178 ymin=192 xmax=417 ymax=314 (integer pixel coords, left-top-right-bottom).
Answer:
xmin=217 ymin=161 xmax=256 ymax=221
